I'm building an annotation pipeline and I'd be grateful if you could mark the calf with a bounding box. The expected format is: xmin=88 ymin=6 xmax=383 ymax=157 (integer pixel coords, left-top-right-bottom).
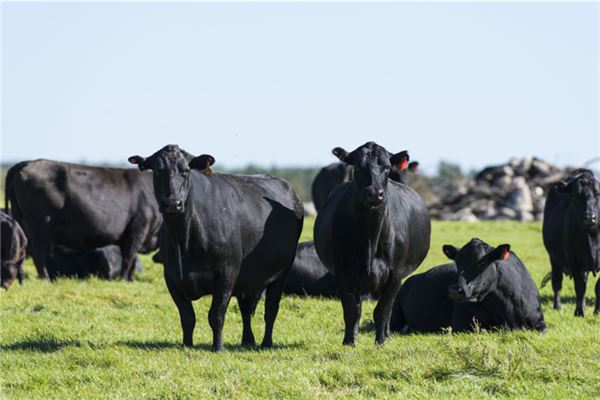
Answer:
xmin=444 ymin=238 xmax=546 ymax=332
xmin=1 ymin=211 xmax=27 ymax=289
xmin=390 ymin=263 xmax=457 ymax=333
xmin=314 ymin=142 xmax=431 ymax=345
xmin=284 ymin=241 xmax=336 ymax=297
xmin=46 ymin=245 xmax=142 ymax=279
xmin=129 ymin=145 xmax=303 ymax=351
xmin=543 ymin=169 xmax=600 ymax=316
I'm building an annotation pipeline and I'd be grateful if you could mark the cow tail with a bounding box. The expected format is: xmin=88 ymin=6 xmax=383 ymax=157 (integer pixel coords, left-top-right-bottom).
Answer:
xmin=540 ymin=272 xmax=552 ymax=288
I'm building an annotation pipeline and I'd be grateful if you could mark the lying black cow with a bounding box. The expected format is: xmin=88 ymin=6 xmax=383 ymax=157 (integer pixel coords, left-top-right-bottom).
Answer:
xmin=1 ymin=211 xmax=27 ymax=289
xmin=444 ymin=239 xmax=546 ymax=332
xmin=46 ymin=245 xmax=142 ymax=280
xmin=5 ymin=160 xmax=162 ymax=281
xmin=391 ymin=239 xmax=547 ymax=334
xmin=311 ymin=160 xmax=418 ymax=212
xmin=314 ymin=142 xmax=431 ymax=345
xmin=390 ymin=263 xmax=457 ymax=333
xmin=284 ymin=241 xmax=336 ymax=297
xmin=129 ymin=145 xmax=303 ymax=351
xmin=543 ymin=169 xmax=600 ymax=316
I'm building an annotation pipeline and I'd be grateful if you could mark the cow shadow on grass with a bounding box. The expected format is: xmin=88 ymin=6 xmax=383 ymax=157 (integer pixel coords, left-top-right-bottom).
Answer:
xmin=539 ymin=294 xmax=595 ymax=306
xmin=118 ymin=339 xmax=305 ymax=352
xmin=0 ymin=337 xmax=84 ymax=353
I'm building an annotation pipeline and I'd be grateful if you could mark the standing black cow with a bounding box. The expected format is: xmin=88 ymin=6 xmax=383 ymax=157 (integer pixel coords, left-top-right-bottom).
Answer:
xmin=444 ymin=238 xmax=546 ymax=332
xmin=46 ymin=245 xmax=143 ymax=280
xmin=314 ymin=142 xmax=431 ymax=345
xmin=1 ymin=211 xmax=28 ymax=289
xmin=128 ymin=145 xmax=303 ymax=351
xmin=390 ymin=263 xmax=457 ymax=333
xmin=283 ymin=241 xmax=336 ymax=297
xmin=5 ymin=160 xmax=161 ymax=281
xmin=543 ymin=169 xmax=600 ymax=316
xmin=311 ymin=161 xmax=418 ymax=213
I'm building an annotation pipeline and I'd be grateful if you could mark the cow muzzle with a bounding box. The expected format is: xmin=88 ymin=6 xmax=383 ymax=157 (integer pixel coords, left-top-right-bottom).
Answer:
xmin=363 ymin=186 xmax=385 ymax=206
xmin=583 ymin=213 xmax=598 ymax=228
xmin=161 ymin=199 xmax=184 ymax=214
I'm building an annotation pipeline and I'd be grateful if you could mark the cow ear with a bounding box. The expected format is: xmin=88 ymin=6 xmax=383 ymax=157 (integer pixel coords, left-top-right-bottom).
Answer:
xmin=408 ymin=161 xmax=419 ymax=173
xmin=555 ymin=181 xmax=569 ymax=193
xmin=190 ymin=154 xmax=216 ymax=176
xmin=128 ymin=155 xmax=148 ymax=171
xmin=442 ymin=245 xmax=458 ymax=260
xmin=390 ymin=151 xmax=410 ymax=171
xmin=332 ymin=147 xmax=353 ymax=164
xmin=492 ymin=244 xmax=511 ymax=261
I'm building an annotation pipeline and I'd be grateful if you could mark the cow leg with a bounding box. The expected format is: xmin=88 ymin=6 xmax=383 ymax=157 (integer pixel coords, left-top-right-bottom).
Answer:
xmin=237 ymin=292 xmax=260 ymax=348
xmin=373 ymin=275 xmax=402 ymax=345
xmin=550 ymin=259 xmax=563 ymax=310
xmin=594 ymin=277 xmax=600 ymax=315
xmin=208 ymin=284 xmax=233 ymax=352
xmin=118 ymin=227 xmax=147 ymax=281
xmin=261 ymin=275 xmax=287 ymax=349
xmin=573 ymin=271 xmax=588 ymax=317
xmin=165 ymin=276 xmax=195 ymax=347
xmin=31 ymin=250 xmax=51 ymax=281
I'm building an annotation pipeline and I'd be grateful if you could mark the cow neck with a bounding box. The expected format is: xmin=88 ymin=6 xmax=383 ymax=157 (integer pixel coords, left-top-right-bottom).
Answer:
xmin=349 ymin=185 xmax=390 ymax=268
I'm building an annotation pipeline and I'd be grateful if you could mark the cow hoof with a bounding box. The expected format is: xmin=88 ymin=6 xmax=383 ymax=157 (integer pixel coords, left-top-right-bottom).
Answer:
xmin=242 ymin=340 xmax=256 ymax=348
xmin=553 ymin=303 xmax=561 ymax=310
xmin=342 ymin=340 xmax=355 ymax=347
xmin=574 ymin=309 xmax=585 ymax=317
xmin=260 ymin=340 xmax=273 ymax=349
xmin=211 ymin=344 xmax=224 ymax=352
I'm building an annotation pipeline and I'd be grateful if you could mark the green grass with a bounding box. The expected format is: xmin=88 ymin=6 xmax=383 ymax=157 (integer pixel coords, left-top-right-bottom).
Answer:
xmin=2 ymin=220 xmax=600 ymax=399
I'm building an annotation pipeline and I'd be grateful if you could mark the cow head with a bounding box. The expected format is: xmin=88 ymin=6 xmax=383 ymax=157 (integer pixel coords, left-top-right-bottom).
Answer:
xmin=1 ymin=261 xmax=22 ymax=290
xmin=443 ymin=238 xmax=511 ymax=303
xmin=128 ymin=145 xmax=215 ymax=215
xmin=556 ymin=169 xmax=600 ymax=231
xmin=332 ymin=142 xmax=409 ymax=207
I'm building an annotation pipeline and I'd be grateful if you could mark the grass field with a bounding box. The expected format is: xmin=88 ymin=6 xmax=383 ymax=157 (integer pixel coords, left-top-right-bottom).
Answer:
xmin=2 ymin=219 xmax=600 ymax=399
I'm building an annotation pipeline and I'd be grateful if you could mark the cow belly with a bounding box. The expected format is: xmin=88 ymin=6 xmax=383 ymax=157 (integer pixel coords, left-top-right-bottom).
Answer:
xmin=53 ymin=208 xmax=129 ymax=249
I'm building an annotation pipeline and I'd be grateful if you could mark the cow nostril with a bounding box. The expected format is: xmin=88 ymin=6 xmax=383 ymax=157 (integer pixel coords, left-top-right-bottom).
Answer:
xmin=175 ymin=200 xmax=182 ymax=207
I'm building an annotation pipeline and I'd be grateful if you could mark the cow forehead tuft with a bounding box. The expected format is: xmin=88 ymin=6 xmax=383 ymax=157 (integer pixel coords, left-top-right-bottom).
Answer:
xmin=456 ymin=239 xmax=493 ymax=265
xmin=353 ymin=142 xmax=391 ymax=163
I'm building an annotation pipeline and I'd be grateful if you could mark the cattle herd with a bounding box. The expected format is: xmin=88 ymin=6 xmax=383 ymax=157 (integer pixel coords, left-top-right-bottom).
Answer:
xmin=2 ymin=142 xmax=599 ymax=350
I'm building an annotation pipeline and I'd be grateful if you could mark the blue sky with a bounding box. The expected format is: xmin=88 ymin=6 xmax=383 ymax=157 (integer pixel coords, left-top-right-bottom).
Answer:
xmin=2 ymin=2 xmax=598 ymax=173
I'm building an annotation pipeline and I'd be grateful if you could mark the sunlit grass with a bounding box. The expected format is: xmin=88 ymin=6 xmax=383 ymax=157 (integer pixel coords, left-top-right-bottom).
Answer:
xmin=1 ymin=219 xmax=599 ymax=399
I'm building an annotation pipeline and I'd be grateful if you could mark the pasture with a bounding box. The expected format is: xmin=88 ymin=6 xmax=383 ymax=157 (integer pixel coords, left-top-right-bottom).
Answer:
xmin=1 ymin=219 xmax=599 ymax=399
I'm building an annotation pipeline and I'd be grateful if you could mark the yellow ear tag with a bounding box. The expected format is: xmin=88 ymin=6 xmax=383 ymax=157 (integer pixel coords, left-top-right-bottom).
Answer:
xmin=203 ymin=160 xmax=212 ymax=176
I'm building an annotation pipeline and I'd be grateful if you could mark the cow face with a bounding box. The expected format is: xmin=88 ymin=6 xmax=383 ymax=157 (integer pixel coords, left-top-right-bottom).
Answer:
xmin=443 ymin=238 xmax=510 ymax=303
xmin=557 ymin=170 xmax=600 ymax=230
xmin=332 ymin=142 xmax=409 ymax=207
xmin=129 ymin=145 xmax=215 ymax=215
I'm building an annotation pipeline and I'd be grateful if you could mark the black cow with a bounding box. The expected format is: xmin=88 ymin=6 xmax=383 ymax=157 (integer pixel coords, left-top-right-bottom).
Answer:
xmin=128 ymin=145 xmax=303 ymax=351
xmin=46 ymin=245 xmax=143 ymax=280
xmin=1 ymin=211 xmax=27 ymax=289
xmin=314 ymin=142 xmax=431 ymax=345
xmin=390 ymin=263 xmax=457 ymax=333
xmin=284 ymin=241 xmax=336 ymax=297
xmin=311 ymin=161 xmax=418 ymax=213
xmin=543 ymin=169 xmax=600 ymax=316
xmin=444 ymin=238 xmax=546 ymax=332
xmin=5 ymin=160 xmax=162 ymax=281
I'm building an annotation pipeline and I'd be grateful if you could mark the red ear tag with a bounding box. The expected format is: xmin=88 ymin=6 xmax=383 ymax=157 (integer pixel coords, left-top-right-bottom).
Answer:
xmin=501 ymin=250 xmax=510 ymax=260
xmin=399 ymin=159 xmax=408 ymax=171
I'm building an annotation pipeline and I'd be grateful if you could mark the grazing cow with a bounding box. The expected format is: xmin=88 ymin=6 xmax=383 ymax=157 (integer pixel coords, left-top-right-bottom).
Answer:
xmin=46 ymin=245 xmax=143 ymax=279
xmin=314 ymin=142 xmax=431 ymax=345
xmin=311 ymin=161 xmax=419 ymax=213
xmin=1 ymin=211 xmax=27 ymax=289
xmin=284 ymin=241 xmax=336 ymax=297
xmin=444 ymin=238 xmax=546 ymax=332
xmin=128 ymin=145 xmax=303 ymax=351
xmin=5 ymin=160 xmax=162 ymax=281
xmin=390 ymin=263 xmax=457 ymax=333
xmin=543 ymin=169 xmax=600 ymax=316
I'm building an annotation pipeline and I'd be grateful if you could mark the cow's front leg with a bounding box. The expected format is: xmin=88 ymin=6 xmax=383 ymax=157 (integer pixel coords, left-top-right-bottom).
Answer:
xmin=574 ymin=271 xmax=588 ymax=317
xmin=594 ymin=277 xmax=600 ymax=315
xmin=336 ymin=276 xmax=362 ymax=346
xmin=209 ymin=283 xmax=233 ymax=352
xmin=165 ymin=275 xmax=195 ymax=347
xmin=373 ymin=273 xmax=402 ymax=345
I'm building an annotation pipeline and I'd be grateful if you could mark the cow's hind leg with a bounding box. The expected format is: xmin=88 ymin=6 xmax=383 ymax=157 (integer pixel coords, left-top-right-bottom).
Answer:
xmin=594 ymin=277 xmax=600 ymax=315
xmin=237 ymin=292 xmax=260 ymax=348
xmin=373 ymin=273 xmax=402 ymax=345
xmin=574 ymin=271 xmax=588 ymax=317
xmin=550 ymin=258 xmax=563 ymax=310
xmin=165 ymin=276 xmax=195 ymax=347
xmin=261 ymin=275 xmax=287 ymax=349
